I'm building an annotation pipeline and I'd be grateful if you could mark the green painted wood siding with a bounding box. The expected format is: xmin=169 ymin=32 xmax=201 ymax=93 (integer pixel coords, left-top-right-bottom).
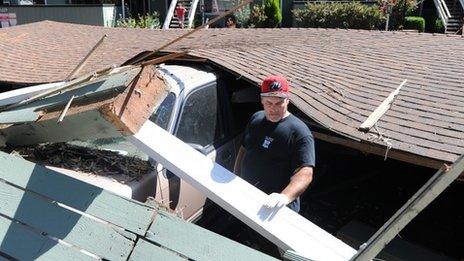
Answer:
xmin=146 ymin=212 xmax=278 ymax=261
xmin=0 ymin=215 xmax=95 ymax=260
xmin=0 ymin=181 xmax=135 ymax=260
xmin=129 ymin=239 xmax=187 ymax=261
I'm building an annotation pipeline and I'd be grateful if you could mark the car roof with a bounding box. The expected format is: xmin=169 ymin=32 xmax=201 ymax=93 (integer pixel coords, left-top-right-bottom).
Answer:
xmin=157 ymin=64 xmax=218 ymax=96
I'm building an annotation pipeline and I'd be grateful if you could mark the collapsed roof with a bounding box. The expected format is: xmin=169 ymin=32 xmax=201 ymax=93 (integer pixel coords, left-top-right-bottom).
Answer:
xmin=1 ymin=21 xmax=463 ymax=167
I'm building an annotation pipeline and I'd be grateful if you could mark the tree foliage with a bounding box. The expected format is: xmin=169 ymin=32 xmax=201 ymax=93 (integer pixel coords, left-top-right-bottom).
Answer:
xmin=293 ymin=3 xmax=385 ymax=30
xmin=378 ymin=0 xmax=419 ymax=29
xmin=116 ymin=12 xmax=161 ymax=29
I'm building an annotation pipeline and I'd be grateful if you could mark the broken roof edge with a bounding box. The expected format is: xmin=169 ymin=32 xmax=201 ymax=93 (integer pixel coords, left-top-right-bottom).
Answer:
xmin=314 ymin=130 xmax=445 ymax=169
xmin=121 ymin=50 xmax=204 ymax=67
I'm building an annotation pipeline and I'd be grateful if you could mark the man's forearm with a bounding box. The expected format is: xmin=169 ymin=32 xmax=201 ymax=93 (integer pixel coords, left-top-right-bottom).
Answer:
xmin=281 ymin=166 xmax=313 ymax=202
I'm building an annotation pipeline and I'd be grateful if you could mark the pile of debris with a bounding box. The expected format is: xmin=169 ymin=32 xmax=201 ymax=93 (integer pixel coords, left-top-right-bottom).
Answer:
xmin=6 ymin=142 xmax=154 ymax=179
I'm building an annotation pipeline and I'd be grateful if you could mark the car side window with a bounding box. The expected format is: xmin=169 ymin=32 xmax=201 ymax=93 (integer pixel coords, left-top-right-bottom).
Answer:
xmin=176 ymin=84 xmax=223 ymax=148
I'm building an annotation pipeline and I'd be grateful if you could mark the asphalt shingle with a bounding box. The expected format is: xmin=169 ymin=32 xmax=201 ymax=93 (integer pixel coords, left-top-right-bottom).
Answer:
xmin=1 ymin=21 xmax=463 ymax=164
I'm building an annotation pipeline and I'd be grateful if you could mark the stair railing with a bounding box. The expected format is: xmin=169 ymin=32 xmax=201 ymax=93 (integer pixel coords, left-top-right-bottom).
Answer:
xmin=187 ymin=0 xmax=200 ymax=28
xmin=163 ymin=0 xmax=179 ymax=29
xmin=440 ymin=0 xmax=451 ymax=18
xmin=433 ymin=0 xmax=451 ymax=29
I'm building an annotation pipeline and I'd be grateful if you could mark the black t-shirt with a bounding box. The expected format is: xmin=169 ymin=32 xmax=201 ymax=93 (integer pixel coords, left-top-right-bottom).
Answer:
xmin=240 ymin=111 xmax=315 ymax=195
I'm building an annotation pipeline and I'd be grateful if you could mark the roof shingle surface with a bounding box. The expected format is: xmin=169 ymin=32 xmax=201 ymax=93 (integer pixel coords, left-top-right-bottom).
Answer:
xmin=1 ymin=21 xmax=463 ymax=163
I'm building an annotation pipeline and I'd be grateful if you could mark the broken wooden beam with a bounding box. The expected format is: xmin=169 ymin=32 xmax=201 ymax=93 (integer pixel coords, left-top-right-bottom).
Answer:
xmin=57 ymin=95 xmax=75 ymax=123
xmin=99 ymin=65 xmax=168 ymax=135
xmin=128 ymin=120 xmax=357 ymax=261
xmin=65 ymin=34 xmax=107 ymax=81
xmin=359 ymin=79 xmax=407 ymax=133
xmin=350 ymin=156 xmax=464 ymax=261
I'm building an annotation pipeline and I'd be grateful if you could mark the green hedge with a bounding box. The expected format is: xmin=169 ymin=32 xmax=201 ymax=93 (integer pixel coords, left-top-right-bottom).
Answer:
xmin=404 ymin=16 xmax=425 ymax=32
xmin=434 ymin=18 xmax=445 ymax=33
xmin=116 ymin=12 xmax=161 ymax=29
xmin=293 ymin=3 xmax=385 ymax=30
xmin=263 ymin=0 xmax=282 ymax=27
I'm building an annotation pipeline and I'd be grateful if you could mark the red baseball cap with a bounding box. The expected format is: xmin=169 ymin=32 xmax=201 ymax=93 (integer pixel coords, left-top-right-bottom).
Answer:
xmin=260 ymin=75 xmax=289 ymax=98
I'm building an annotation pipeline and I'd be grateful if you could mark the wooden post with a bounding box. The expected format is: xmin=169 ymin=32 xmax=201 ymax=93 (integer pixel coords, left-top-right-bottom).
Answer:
xmin=351 ymin=155 xmax=464 ymax=261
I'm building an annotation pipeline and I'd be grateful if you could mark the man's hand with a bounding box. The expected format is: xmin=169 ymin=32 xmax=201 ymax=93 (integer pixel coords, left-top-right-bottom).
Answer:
xmin=263 ymin=193 xmax=290 ymax=208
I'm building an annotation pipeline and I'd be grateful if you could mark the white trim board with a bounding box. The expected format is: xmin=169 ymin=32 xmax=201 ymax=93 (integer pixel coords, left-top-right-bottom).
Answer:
xmin=128 ymin=121 xmax=356 ymax=261
xmin=0 ymin=82 xmax=64 ymax=107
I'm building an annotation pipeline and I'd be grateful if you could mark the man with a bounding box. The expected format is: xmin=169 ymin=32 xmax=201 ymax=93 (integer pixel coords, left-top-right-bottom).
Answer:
xmin=234 ymin=75 xmax=315 ymax=212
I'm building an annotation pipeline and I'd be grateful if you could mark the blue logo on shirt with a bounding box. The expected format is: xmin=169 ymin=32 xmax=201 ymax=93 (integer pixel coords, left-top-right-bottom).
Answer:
xmin=262 ymin=136 xmax=274 ymax=149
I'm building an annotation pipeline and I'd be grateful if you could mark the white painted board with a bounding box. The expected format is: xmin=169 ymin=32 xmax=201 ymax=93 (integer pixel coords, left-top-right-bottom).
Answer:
xmin=0 ymin=82 xmax=64 ymax=107
xmin=129 ymin=121 xmax=356 ymax=261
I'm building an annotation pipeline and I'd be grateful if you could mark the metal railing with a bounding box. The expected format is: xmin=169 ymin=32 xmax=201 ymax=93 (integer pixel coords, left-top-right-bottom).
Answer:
xmin=433 ymin=0 xmax=451 ymax=30
xmin=187 ymin=0 xmax=200 ymax=28
xmin=162 ymin=0 xmax=178 ymax=29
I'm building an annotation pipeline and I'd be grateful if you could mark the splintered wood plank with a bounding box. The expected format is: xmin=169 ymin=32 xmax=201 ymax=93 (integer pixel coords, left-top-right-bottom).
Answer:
xmin=0 ymin=180 xmax=135 ymax=260
xmin=100 ymin=64 xmax=169 ymax=135
xmin=146 ymin=211 xmax=277 ymax=261
xmin=0 ymin=152 xmax=155 ymax=236
xmin=130 ymin=121 xmax=356 ymax=261
xmin=359 ymin=79 xmax=407 ymax=132
xmin=129 ymin=239 xmax=186 ymax=261
xmin=0 ymin=215 xmax=95 ymax=261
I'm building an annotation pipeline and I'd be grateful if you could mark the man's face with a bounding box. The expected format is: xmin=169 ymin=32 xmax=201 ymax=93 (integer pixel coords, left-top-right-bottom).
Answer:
xmin=261 ymin=96 xmax=289 ymax=122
